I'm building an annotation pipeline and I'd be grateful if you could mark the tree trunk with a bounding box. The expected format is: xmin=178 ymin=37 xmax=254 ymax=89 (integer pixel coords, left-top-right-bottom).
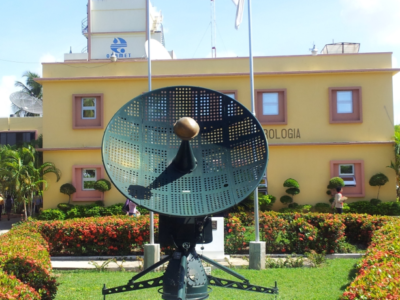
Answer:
xmin=23 ymin=198 xmax=27 ymax=221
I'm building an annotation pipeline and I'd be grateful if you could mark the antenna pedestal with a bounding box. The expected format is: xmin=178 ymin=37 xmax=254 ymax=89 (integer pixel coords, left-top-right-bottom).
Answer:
xmin=172 ymin=140 xmax=197 ymax=173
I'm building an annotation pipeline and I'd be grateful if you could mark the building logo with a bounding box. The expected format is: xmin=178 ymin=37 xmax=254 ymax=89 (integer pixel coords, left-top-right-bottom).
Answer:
xmin=107 ymin=37 xmax=131 ymax=58
xmin=111 ymin=37 xmax=127 ymax=53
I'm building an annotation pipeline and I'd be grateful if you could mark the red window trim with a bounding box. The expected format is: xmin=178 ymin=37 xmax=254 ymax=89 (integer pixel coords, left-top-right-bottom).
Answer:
xmin=329 ymin=87 xmax=362 ymax=124
xmin=72 ymin=165 xmax=105 ymax=201
xmin=255 ymin=89 xmax=287 ymax=125
xmin=330 ymin=160 xmax=365 ymax=197
xmin=72 ymin=94 xmax=104 ymax=129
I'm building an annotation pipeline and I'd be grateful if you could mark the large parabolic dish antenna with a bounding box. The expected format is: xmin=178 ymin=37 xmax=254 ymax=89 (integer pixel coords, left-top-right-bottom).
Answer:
xmin=9 ymin=91 xmax=43 ymax=114
xmin=102 ymin=86 xmax=268 ymax=217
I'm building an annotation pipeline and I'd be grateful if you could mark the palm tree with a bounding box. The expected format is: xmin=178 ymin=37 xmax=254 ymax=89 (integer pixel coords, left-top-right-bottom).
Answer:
xmin=0 ymin=146 xmax=60 ymax=220
xmin=15 ymin=71 xmax=42 ymax=99
xmin=13 ymin=71 xmax=42 ymax=117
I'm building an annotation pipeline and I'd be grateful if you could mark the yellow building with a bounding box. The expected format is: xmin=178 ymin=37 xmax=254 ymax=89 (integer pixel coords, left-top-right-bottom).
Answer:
xmin=1 ymin=1 xmax=398 ymax=210
xmin=29 ymin=51 xmax=397 ymax=210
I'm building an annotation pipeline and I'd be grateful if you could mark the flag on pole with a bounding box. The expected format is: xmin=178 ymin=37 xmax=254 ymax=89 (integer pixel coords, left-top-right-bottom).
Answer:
xmin=231 ymin=0 xmax=245 ymax=29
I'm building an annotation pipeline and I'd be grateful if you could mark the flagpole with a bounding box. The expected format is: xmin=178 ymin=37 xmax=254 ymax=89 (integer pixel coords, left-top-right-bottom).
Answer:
xmin=247 ymin=0 xmax=259 ymax=243
xmin=147 ymin=0 xmax=154 ymax=245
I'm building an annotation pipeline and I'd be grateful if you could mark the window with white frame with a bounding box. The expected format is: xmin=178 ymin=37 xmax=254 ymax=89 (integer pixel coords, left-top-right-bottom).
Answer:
xmin=82 ymin=169 xmax=97 ymax=190
xmin=262 ymin=93 xmax=279 ymax=115
xmin=337 ymin=91 xmax=353 ymax=114
xmin=82 ymin=98 xmax=96 ymax=119
xmin=339 ymin=164 xmax=356 ymax=186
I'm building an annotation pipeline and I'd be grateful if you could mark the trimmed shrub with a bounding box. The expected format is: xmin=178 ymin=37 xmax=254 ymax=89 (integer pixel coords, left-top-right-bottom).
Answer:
xmin=36 ymin=209 xmax=65 ymax=221
xmin=370 ymin=198 xmax=382 ymax=206
xmin=314 ymin=203 xmax=331 ymax=213
xmin=0 ymin=225 xmax=57 ymax=299
xmin=59 ymin=183 xmax=76 ymax=205
xmin=36 ymin=216 xmax=157 ymax=256
xmin=369 ymin=173 xmax=389 ymax=199
xmin=260 ymin=212 xmax=290 ymax=253
xmin=280 ymin=195 xmax=293 ymax=206
xmin=93 ymin=179 xmax=112 ymax=194
xmin=283 ymin=178 xmax=300 ymax=189
xmin=224 ymin=214 xmax=248 ymax=254
xmin=0 ymin=269 xmax=41 ymax=300
xmin=288 ymin=202 xmax=299 ymax=208
xmin=327 ymin=177 xmax=345 ymax=189
xmin=341 ymin=219 xmax=400 ymax=299
xmin=286 ymin=187 xmax=300 ymax=196
xmin=57 ymin=203 xmax=74 ymax=212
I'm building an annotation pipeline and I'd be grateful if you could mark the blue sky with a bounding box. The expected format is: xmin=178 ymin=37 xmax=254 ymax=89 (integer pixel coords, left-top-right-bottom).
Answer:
xmin=1 ymin=0 xmax=399 ymax=122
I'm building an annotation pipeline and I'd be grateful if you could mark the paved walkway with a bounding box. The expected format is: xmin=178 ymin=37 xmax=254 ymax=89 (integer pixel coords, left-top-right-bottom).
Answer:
xmin=0 ymin=215 xmax=21 ymax=235
xmin=50 ymin=254 xmax=363 ymax=271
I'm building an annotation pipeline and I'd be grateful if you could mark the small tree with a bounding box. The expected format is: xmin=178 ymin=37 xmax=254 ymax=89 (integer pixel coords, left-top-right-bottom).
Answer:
xmin=60 ymin=183 xmax=76 ymax=204
xmin=327 ymin=177 xmax=345 ymax=204
xmin=280 ymin=178 xmax=300 ymax=206
xmin=369 ymin=173 xmax=389 ymax=200
xmin=94 ymin=179 xmax=112 ymax=198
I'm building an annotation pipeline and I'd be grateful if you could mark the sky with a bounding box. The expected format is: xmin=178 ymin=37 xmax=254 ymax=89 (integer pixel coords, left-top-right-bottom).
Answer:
xmin=0 ymin=0 xmax=400 ymax=122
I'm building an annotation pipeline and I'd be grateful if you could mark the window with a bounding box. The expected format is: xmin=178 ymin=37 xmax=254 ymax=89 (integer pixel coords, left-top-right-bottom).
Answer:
xmin=0 ymin=131 xmax=36 ymax=146
xmin=82 ymin=98 xmax=96 ymax=119
xmin=218 ymin=90 xmax=237 ymax=100
xmin=73 ymin=94 xmax=104 ymax=129
xmin=339 ymin=164 xmax=356 ymax=186
xmin=262 ymin=93 xmax=279 ymax=115
xmin=256 ymin=89 xmax=287 ymax=125
xmin=337 ymin=91 xmax=353 ymax=113
xmin=72 ymin=165 xmax=104 ymax=201
xmin=330 ymin=160 xmax=365 ymax=197
xmin=329 ymin=87 xmax=362 ymax=123
xmin=82 ymin=169 xmax=97 ymax=190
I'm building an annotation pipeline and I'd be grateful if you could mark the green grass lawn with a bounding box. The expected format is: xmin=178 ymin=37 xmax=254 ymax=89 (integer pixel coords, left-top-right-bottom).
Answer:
xmin=54 ymin=258 xmax=358 ymax=300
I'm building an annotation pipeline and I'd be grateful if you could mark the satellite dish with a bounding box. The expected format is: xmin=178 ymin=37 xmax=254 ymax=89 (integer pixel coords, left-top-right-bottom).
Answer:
xmin=9 ymin=91 xmax=43 ymax=114
xmin=145 ymin=39 xmax=172 ymax=60
xmin=101 ymin=86 xmax=277 ymax=299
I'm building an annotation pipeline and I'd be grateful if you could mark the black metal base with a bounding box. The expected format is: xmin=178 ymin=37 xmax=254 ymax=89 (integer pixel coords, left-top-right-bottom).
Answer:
xmin=102 ymin=249 xmax=278 ymax=300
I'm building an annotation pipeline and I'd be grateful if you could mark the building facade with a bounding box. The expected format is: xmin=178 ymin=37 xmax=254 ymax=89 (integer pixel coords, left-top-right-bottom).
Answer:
xmin=1 ymin=0 xmax=398 ymax=210
xmin=33 ymin=52 xmax=398 ymax=209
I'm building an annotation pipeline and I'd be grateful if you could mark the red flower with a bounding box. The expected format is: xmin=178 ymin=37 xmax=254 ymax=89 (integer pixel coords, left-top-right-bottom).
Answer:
xmin=308 ymin=237 xmax=313 ymax=241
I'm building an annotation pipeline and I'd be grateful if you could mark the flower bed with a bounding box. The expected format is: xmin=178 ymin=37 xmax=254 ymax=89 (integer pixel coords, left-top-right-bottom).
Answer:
xmin=35 ymin=215 xmax=158 ymax=256
xmin=0 ymin=226 xmax=56 ymax=299
xmin=341 ymin=218 xmax=400 ymax=299
xmin=225 ymin=212 xmax=389 ymax=254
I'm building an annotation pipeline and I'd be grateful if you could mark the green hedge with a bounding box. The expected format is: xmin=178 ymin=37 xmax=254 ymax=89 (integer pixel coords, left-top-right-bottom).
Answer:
xmin=0 ymin=225 xmax=57 ymax=299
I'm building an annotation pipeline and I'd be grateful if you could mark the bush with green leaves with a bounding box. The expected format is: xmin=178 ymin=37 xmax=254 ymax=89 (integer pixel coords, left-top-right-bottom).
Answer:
xmin=93 ymin=179 xmax=112 ymax=195
xmin=327 ymin=177 xmax=345 ymax=189
xmin=35 ymin=208 xmax=65 ymax=221
xmin=259 ymin=194 xmax=276 ymax=211
xmin=314 ymin=203 xmax=331 ymax=213
xmin=280 ymin=178 xmax=300 ymax=206
xmin=280 ymin=195 xmax=293 ymax=206
xmin=57 ymin=203 xmax=74 ymax=212
xmin=370 ymin=198 xmax=382 ymax=206
xmin=59 ymin=183 xmax=76 ymax=204
xmin=369 ymin=173 xmax=389 ymax=199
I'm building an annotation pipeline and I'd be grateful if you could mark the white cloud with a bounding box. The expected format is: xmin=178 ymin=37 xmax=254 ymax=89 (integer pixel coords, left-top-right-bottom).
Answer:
xmin=340 ymin=0 xmax=400 ymax=46
xmin=0 ymin=76 xmax=19 ymax=118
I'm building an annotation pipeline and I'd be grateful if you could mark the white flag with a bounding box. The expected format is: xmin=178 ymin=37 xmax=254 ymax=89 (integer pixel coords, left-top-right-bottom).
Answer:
xmin=231 ymin=0 xmax=244 ymax=30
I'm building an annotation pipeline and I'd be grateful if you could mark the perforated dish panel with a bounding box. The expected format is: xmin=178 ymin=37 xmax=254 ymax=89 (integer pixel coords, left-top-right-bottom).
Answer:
xmin=102 ymin=86 xmax=268 ymax=217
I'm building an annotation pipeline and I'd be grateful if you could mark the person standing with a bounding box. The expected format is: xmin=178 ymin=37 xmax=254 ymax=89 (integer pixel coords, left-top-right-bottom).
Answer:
xmin=5 ymin=195 xmax=13 ymax=221
xmin=0 ymin=193 xmax=4 ymax=221
xmin=128 ymin=200 xmax=138 ymax=217
xmin=332 ymin=187 xmax=347 ymax=214
xmin=33 ymin=192 xmax=42 ymax=214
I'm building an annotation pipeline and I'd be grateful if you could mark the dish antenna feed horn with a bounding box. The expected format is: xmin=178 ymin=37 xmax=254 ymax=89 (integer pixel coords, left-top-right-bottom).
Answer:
xmin=101 ymin=86 xmax=278 ymax=299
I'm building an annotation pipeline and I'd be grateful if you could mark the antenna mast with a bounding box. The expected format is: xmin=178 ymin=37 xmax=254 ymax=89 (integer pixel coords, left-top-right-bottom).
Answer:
xmin=211 ymin=0 xmax=216 ymax=58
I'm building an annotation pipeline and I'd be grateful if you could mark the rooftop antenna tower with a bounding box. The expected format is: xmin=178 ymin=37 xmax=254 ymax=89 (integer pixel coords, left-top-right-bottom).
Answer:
xmin=211 ymin=0 xmax=217 ymax=58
